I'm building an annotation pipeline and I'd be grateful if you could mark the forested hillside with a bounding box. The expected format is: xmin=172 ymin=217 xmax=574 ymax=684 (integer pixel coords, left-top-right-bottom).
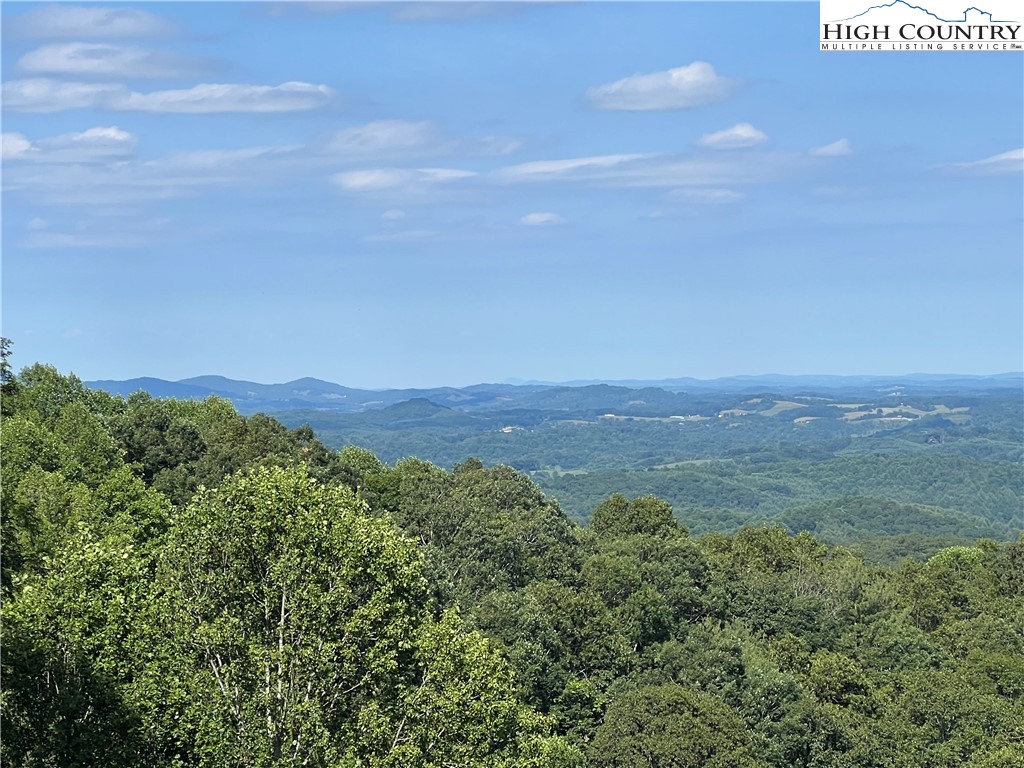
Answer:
xmin=3 ymin=359 xmax=1023 ymax=767
xmin=90 ymin=373 xmax=1024 ymax=539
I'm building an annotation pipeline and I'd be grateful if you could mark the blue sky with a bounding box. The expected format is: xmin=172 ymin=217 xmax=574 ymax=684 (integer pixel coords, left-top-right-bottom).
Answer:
xmin=2 ymin=1 xmax=1021 ymax=387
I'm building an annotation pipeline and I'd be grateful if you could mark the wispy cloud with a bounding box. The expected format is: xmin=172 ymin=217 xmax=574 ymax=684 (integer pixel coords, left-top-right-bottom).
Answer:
xmin=364 ymin=229 xmax=439 ymax=243
xmin=21 ymin=216 xmax=172 ymax=249
xmin=2 ymin=126 xmax=137 ymax=163
xmin=494 ymin=151 xmax=803 ymax=189
xmin=588 ymin=62 xmax=737 ymax=111
xmin=946 ymin=147 xmax=1023 ymax=176
xmin=496 ymin=153 xmax=651 ymax=181
xmin=4 ymin=121 xmax=484 ymax=207
xmin=24 ymin=232 xmax=147 ymax=249
xmin=813 ymin=185 xmax=873 ymax=200
xmin=331 ymin=149 xmax=810 ymax=196
xmin=1 ymin=132 xmax=34 ymax=160
xmin=3 ymin=139 xmax=293 ymax=204
xmin=317 ymin=119 xmax=520 ymax=159
xmin=475 ymin=136 xmax=523 ymax=156
xmin=17 ymin=43 xmax=215 ymax=79
xmin=520 ymin=212 xmax=564 ymax=226
xmin=332 ymin=167 xmax=477 ymax=192
xmin=157 ymin=145 xmax=302 ymax=171
xmin=1 ymin=80 xmax=124 ymax=112
xmin=698 ymin=123 xmax=767 ymax=150
xmin=2 ymin=79 xmax=334 ymax=113
xmin=4 ymin=119 xmax=851 ymax=212
xmin=388 ymin=2 xmax=517 ymax=22
xmin=266 ymin=2 xmax=521 ymax=22
xmin=321 ymin=120 xmax=445 ymax=157
xmin=6 ymin=163 xmax=209 ymax=205
xmin=5 ymin=5 xmax=176 ymax=38
xmin=667 ymin=188 xmax=745 ymax=204
xmin=810 ymin=138 xmax=853 ymax=157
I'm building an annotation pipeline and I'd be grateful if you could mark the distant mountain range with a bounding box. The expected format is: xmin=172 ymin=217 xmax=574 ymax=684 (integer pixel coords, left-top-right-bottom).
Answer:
xmin=84 ymin=372 xmax=1023 ymax=415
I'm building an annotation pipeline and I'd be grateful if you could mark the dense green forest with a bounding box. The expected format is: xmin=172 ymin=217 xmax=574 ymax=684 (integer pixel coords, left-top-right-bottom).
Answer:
xmin=257 ymin=381 xmax=1023 ymax=536
xmin=3 ymin=355 xmax=1023 ymax=767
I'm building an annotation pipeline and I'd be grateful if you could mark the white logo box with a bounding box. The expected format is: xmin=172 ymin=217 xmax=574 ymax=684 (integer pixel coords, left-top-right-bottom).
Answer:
xmin=820 ymin=0 xmax=1023 ymax=51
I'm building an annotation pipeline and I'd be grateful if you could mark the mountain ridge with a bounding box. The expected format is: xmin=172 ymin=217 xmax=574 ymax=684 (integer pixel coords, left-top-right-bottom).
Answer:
xmin=85 ymin=372 xmax=1023 ymax=415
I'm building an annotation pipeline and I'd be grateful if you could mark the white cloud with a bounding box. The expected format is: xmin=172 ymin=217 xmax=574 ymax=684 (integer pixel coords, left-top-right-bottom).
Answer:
xmin=22 ymin=215 xmax=172 ymax=248
xmin=419 ymin=168 xmax=478 ymax=182
xmin=24 ymin=231 xmax=150 ymax=249
xmin=120 ymin=82 xmax=334 ymax=113
xmin=497 ymin=153 xmax=651 ymax=181
xmin=588 ymin=62 xmax=737 ymax=111
xmin=813 ymin=185 xmax=872 ymax=200
xmin=318 ymin=120 xmax=521 ymax=160
xmin=948 ymin=147 xmax=1023 ymax=176
xmin=333 ymin=169 xmax=411 ymax=191
xmin=1 ymin=79 xmax=126 ymax=112
xmin=43 ymin=126 xmax=136 ymax=162
xmin=157 ymin=146 xmax=298 ymax=171
xmin=364 ymin=229 xmax=439 ymax=243
xmin=388 ymin=2 xmax=513 ymax=22
xmin=494 ymin=151 xmax=800 ymax=189
xmin=810 ymin=139 xmax=853 ymax=157
xmin=6 ymin=136 xmax=804 ymax=210
xmin=269 ymin=2 xmax=517 ymax=22
xmin=18 ymin=43 xmax=212 ymax=79
xmin=2 ymin=132 xmax=34 ymax=160
xmin=667 ymin=188 xmax=745 ymax=204
xmin=1 ymin=79 xmax=334 ymax=113
xmin=381 ymin=209 xmax=407 ymax=221
xmin=4 ymin=141 xmax=292 ymax=204
xmin=3 ymin=131 xmax=301 ymax=206
xmin=6 ymin=163 xmax=205 ymax=205
xmin=520 ymin=212 xmax=564 ymax=226
xmin=6 ymin=5 xmax=175 ymax=38
xmin=475 ymin=136 xmax=523 ymax=156
xmin=698 ymin=123 xmax=768 ymax=150
xmin=332 ymin=167 xmax=476 ymax=192
xmin=27 ymin=217 xmax=48 ymax=230
xmin=323 ymin=120 xmax=442 ymax=156
xmin=4 ymin=126 xmax=137 ymax=164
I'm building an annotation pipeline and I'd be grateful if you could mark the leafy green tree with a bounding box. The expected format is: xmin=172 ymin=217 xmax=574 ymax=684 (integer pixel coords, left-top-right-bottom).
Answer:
xmin=1002 ymin=534 xmax=1024 ymax=597
xmin=1 ymin=336 xmax=17 ymax=417
xmin=389 ymin=458 xmax=581 ymax=599
xmin=158 ymin=465 xmax=576 ymax=767
xmin=8 ymin=363 xmax=104 ymax=427
xmin=336 ymin=445 xmax=388 ymax=489
xmin=1 ymin=522 xmax=166 ymax=768
xmin=471 ymin=588 xmax=573 ymax=711
xmin=52 ymin=401 xmax=123 ymax=487
xmin=589 ymin=683 xmax=766 ymax=768
xmin=156 ymin=466 xmax=428 ymax=765
xmin=875 ymin=669 xmax=1022 ymax=767
xmin=525 ymin=580 xmax=632 ymax=685
xmin=898 ymin=545 xmax=999 ymax=632
xmin=806 ymin=650 xmax=872 ymax=711
xmin=363 ymin=610 xmax=583 ymax=767
xmin=591 ymin=494 xmax=679 ymax=540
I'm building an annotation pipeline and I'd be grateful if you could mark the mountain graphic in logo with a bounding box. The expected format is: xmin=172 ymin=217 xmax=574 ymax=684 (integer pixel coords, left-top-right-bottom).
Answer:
xmin=830 ymin=1 xmax=1018 ymax=23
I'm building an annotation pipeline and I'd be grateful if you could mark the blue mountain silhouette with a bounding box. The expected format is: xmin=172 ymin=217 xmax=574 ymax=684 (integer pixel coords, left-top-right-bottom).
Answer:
xmin=831 ymin=1 xmax=1017 ymax=23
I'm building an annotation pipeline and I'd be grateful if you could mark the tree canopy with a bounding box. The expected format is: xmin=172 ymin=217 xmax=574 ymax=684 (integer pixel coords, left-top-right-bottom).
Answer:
xmin=2 ymin=359 xmax=1022 ymax=768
